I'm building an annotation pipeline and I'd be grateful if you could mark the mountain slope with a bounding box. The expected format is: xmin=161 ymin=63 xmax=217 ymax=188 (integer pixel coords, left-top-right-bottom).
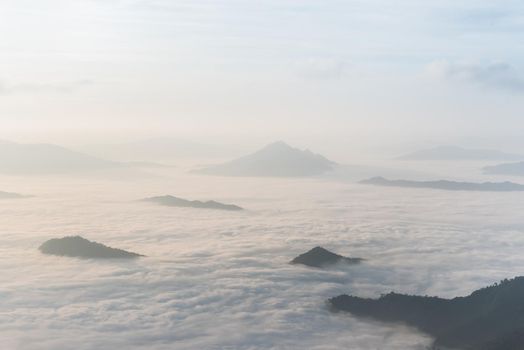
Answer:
xmin=0 ymin=190 xmax=28 ymax=199
xmin=142 ymin=195 xmax=243 ymax=211
xmin=360 ymin=177 xmax=524 ymax=192
xmin=330 ymin=277 xmax=524 ymax=350
xmin=39 ymin=236 xmax=143 ymax=259
xmin=0 ymin=140 xmax=118 ymax=174
xmin=195 ymin=141 xmax=336 ymax=177
xmin=291 ymin=247 xmax=362 ymax=268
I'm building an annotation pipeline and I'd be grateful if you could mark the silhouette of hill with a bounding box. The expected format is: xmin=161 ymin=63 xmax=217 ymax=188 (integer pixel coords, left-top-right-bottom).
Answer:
xmin=330 ymin=277 xmax=524 ymax=350
xmin=0 ymin=190 xmax=28 ymax=199
xmin=399 ymin=146 xmax=523 ymax=161
xmin=122 ymin=161 xmax=173 ymax=168
xmin=0 ymin=140 xmax=119 ymax=174
xmin=142 ymin=195 xmax=243 ymax=211
xmin=291 ymin=246 xmax=362 ymax=268
xmin=194 ymin=141 xmax=336 ymax=177
xmin=484 ymin=161 xmax=524 ymax=176
xmin=39 ymin=236 xmax=142 ymax=259
xmin=360 ymin=176 xmax=524 ymax=192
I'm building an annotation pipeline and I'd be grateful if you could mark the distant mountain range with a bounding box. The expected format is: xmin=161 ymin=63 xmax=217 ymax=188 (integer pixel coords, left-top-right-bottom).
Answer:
xmin=39 ymin=236 xmax=143 ymax=259
xmin=82 ymin=137 xmax=235 ymax=162
xmin=484 ymin=161 xmax=524 ymax=176
xmin=142 ymin=195 xmax=243 ymax=211
xmin=361 ymin=177 xmax=524 ymax=192
xmin=121 ymin=161 xmax=173 ymax=168
xmin=330 ymin=276 xmax=524 ymax=350
xmin=399 ymin=146 xmax=523 ymax=161
xmin=291 ymin=246 xmax=363 ymax=268
xmin=195 ymin=141 xmax=336 ymax=177
xmin=0 ymin=140 xmax=119 ymax=174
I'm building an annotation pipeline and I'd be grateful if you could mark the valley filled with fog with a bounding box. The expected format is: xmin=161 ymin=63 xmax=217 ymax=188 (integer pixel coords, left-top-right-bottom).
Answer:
xmin=2 ymin=1 xmax=524 ymax=348
xmin=2 ymin=160 xmax=524 ymax=349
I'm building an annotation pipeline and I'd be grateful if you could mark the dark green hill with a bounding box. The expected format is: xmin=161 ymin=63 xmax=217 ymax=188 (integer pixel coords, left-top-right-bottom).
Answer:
xmin=330 ymin=277 xmax=524 ymax=349
xmin=142 ymin=195 xmax=243 ymax=211
xmin=291 ymin=246 xmax=362 ymax=268
xmin=39 ymin=236 xmax=143 ymax=259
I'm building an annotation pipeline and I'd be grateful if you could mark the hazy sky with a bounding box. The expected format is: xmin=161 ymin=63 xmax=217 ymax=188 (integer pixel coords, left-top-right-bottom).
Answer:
xmin=1 ymin=0 xmax=523 ymax=150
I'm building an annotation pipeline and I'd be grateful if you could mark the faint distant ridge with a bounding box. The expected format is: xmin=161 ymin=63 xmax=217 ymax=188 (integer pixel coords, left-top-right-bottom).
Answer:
xmin=0 ymin=190 xmax=29 ymax=199
xmin=142 ymin=195 xmax=243 ymax=211
xmin=360 ymin=176 xmax=524 ymax=192
xmin=39 ymin=236 xmax=143 ymax=259
xmin=84 ymin=137 xmax=235 ymax=162
xmin=194 ymin=141 xmax=336 ymax=177
xmin=483 ymin=161 xmax=524 ymax=176
xmin=121 ymin=161 xmax=174 ymax=168
xmin=329 ymin=276 xmax=524 ymax=350
xmin=0 ymin=140 xmax=119 ymax=174
xmin=398 ymin=145 xmax=523 ymax=161
xmin=291 ymin=246 xmax=363 ymax=268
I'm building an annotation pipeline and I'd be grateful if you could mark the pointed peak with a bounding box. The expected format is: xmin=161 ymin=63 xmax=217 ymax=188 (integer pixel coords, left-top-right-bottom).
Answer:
xmin=310 ymin=246 xmax=329 ymax=253
xmin=291 ymin=246 xmax=363 ymax=268
xmin=263 ymin=141 xmax=294 ymax=150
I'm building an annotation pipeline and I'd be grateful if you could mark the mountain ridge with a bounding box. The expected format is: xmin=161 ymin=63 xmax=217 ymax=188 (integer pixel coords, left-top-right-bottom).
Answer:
xmin=360 ymin=176 xmax=524 ymax=192
xmin=399 ymin=146 xmax=523 ymax=161
xmin=142 ymin=195 xmax=244 ymax=211
xmin=330 ymin=276 xmax=524 ymax=350
xmin=194 ymin=141 xmax=336 ymax=177
xmin=0 ymin=140 xmax=119 ymax=174
xmin=39 ymin=236 xmax=143 ymax=259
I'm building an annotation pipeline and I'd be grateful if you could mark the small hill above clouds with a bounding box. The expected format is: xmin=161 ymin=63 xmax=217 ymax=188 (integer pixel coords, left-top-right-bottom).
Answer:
xmin=484 ymin=161 xmax=524 ymax=176
xmin=142 ymin=195 xmax=243 ymax=211
xmin=0 ymin=190 xmax=28 ymax=199
xmin=39 ymin=236 xmax=143 ymax=259
xmin=0 ymin=140 xmax=119 ymax=174
xmin=291 ymin=247 xmax=363 ymax=268
xmin=360 ymin=177 xmax=524 ymax=192
xmin=329 ymin=277 xmax=524 ymax=350
xmin=399 ymin=145 xmax=523 ymax=161
xmin=194 ymin=141 xmax=336 ymax=177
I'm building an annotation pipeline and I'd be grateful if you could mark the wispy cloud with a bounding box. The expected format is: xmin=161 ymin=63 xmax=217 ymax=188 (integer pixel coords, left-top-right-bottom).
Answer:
xmin=0 ymin=79 xmax=94 ymax=95
xmin=297 ymin=58 xmax=349 ymax=80
xmin=425 ymin=60 xmax=524 ymax=92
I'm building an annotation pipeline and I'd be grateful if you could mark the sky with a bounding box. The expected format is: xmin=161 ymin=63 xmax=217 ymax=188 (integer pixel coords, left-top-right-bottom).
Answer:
xmin=1 ymin=0 xmax=523 ymax=151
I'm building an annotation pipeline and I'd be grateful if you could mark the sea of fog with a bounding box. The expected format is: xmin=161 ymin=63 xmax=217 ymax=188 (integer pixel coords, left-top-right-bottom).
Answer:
xmin=2 ymin=165 xmax=524 ymax=349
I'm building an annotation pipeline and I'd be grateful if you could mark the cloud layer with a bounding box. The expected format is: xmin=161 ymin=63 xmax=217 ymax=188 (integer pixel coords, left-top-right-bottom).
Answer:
xmin=0 ymin=79 xmax=93 ymax=95
xmin=426 ymin=60 xmax=524 ymax=92
xmin=1 ymin=167 xmax=524 ymax=349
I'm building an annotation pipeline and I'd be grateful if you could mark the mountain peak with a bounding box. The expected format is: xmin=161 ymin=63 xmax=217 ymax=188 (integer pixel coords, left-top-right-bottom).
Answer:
xmin=263 ymin=140 xmax=293 ymax=149
xmin=291 ymin=246 xmax=362 ymax=268
xmin=195 ymin=141 xmax=336 ymax=177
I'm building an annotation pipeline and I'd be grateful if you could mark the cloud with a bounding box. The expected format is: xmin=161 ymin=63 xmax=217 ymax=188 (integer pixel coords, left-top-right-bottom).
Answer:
xmin=0 ymin=79 xmax=94 ymax=95
xmin=2 ymin=169 xmax=524 ymax=349
xmin=297 ymin=58 xmax=349 ymax=80
xmin=425 ymin=60 xmax=524 ymax=92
